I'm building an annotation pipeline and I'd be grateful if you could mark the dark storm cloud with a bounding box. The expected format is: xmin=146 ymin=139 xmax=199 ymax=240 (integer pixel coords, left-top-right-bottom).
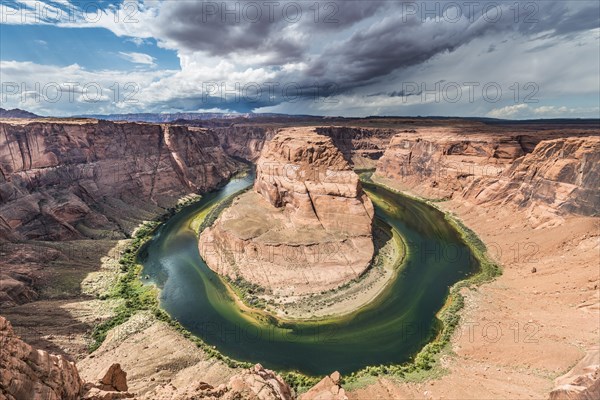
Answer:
xmin=136 ymin=0 xmax=600 ymax=111
xmin=152 ymin=1 xmax=304 ymax=63
xmin=301 ymin=1 xmax=600 ymax=93
xmin=152 ymin=0 xmax=389 ymax=62
xmin=305 ymin=13 xmax=474 ymax=88
xmin=299 ymin=0 xmax=388 ymax=31
xmin=515 ymin=1 xmax=600 ymax=37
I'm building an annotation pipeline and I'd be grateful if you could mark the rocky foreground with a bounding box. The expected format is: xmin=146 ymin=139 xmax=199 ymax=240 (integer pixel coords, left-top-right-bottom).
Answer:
xmin=1 ymin=315 xmax=348 ymax=400
xmin=200 ymin=127 xmax=374 ymax=296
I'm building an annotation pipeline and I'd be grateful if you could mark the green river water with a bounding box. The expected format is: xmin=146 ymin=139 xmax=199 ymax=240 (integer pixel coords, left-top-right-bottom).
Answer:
xmin=139 ymin=172 xmax=479 ymax=376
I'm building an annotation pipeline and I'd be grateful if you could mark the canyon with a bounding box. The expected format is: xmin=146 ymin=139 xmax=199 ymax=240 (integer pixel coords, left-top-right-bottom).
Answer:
xmin=0 ymin=116 xmax=598 ymax=400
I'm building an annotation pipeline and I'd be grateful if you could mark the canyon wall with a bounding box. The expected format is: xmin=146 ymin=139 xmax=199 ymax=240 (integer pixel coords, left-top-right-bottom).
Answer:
xmin=213 ymin=125 xmax=279 ymax=161
xmin=375 ymin=129 xmax=599 ymax=222
xmin=212 ymin=124 xmax=396 ymax=167
xmin=315 ymin=126 xmax=397 ymax=168
xmin=0 ymin=120 xmax=240 ymax=307
xmin=0 ymin=120 xmax=239 ymax=241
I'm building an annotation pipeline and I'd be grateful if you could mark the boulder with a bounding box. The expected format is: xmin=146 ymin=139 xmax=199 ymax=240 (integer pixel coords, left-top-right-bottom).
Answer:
xmin=143 ymin=363 xmax=293 ymax=400
xmin=98 ymin=363 xmax=129 ymax=392
xmin=300 ymin=371 xmax=347 ymax=400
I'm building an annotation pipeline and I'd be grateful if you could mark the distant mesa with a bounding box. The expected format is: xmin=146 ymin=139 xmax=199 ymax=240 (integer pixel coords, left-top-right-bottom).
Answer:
xmin=72 ymin=112 xmax=317 ymax=123
xmin=0 ymin=108 xmax=41 ymax=119
xmin=200 ymin=127 xmax=375 ymax=296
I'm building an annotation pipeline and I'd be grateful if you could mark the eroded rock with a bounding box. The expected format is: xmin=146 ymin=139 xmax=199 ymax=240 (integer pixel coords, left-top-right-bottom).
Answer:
xmin=143 ymin=363 xmax=293 ymax=400
xmin=549 ymin=348 xmax=600 ymax=400
xmin=200 ymin=128 xmax=375 ymax=295
xmin=300 ymin=371 xmax=348 ymax=400
xmin=0 ymin=120 xmax=240 ymax=307
xmin=98 ymin=363 xmax=129 ymax=392
xmin=375 ymin=129 xmax=600 ymax=224
xmin=0 ymin=315 xmax=83 ymax=400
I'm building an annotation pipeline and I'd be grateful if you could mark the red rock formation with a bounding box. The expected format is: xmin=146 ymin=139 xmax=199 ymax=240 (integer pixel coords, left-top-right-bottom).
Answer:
xmin=200 ymin=128 xmax=375 ymax=295
xmin=97 ymin=363 xmax=129 ymax=392
xmin=142 ymin=364 xmax=293 ymax=400
xmin=254 ymin=128 xmax=374 ymax=235
xmin=300 ymin=371 xmax=348 ymax=400
xmin=315 ymin=126 xmax=397 ymax=167
xmin=0 ymin=120 xmax=239 ymax=241
xmin=213 ymin=125 xmax=279 ymax=161
xmin=375 ymin=129 xmax=599 ymax=221
xmin=0 ymin=315 xmax=83 ymax=400
xmin=463 ymin=136 xmax=600 ymax=217
xmin=0 ymin=120 xmax=240 ymax=307
xmin=549 ymin=348 xmax=600 ymax=400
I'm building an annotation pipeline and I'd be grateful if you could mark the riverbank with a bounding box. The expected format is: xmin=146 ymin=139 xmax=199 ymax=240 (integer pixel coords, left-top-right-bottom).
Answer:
xmin=344 ymin=174 xmax=599 ymax=399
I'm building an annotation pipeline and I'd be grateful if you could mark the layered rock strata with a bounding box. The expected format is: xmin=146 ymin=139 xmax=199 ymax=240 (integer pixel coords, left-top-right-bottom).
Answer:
xmin=0 ymin=120 xmax=239 ymax=306
xmin=375 ymin=129 xmax=599 ymax=222
xmin=200 ymin=127 xmax=374 ymax=295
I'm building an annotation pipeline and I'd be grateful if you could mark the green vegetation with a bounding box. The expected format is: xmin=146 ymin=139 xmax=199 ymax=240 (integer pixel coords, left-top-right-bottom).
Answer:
xmin=89 ymin=220 xmax=159 ymax=351
xmin=197 ymin=187 xmax=251 ymax=234
xmin=89 ymin=192 xmax=254 ymax=370
xmin=280 ymin=372 xmax=321 ymax=393
xmin=90 ymin=213 xmax=255 ymax=370
xmin=224 ymin=276 xmax=269 ymax=310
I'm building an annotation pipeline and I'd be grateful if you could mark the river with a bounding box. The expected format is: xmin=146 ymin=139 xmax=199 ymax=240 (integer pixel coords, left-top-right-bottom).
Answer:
xmin=139 ymin=172 xmax=478 ymax=376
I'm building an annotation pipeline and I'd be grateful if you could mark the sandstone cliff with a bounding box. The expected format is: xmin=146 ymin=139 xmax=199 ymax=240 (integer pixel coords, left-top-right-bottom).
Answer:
xmin=315 ymin=126 xmax=396 ymax=168
xmin=463 ymin=136 xmax=600 ymax=218
xmin=212 ymin=125 xmax=396 ymax=168
xmin=375 ymin=129 xmax=599 ymax=223
xmin=200 ymin=127 xmax=375 ymax=296
xmin=213 ymin=125 xmax=279 ymax=161
xmin=0 ymin=120 xmax=240 ymax=307
xmin=0 ymin=120 xmax=239 ymax=241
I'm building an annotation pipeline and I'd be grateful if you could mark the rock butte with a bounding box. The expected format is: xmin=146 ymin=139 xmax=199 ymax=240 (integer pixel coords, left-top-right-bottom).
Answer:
xmin=200 ymin=127 xmax=375 ymax=296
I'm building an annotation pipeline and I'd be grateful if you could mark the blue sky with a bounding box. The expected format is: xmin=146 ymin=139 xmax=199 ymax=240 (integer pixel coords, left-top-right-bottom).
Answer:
xmin=0 ymin=24 xmax=179 ymax=70
xmin=1 ymin=0 xmax=599 ymax=118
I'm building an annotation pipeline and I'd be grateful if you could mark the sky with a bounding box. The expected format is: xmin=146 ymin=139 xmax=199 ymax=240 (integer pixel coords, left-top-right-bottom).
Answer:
xmin=0 ymin=0 xmax=599 ymax=118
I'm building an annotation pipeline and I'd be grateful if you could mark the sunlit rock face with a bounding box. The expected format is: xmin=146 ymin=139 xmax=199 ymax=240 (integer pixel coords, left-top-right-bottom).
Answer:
xmin=375 ymin=130 xmax=599 ymax=223
xmin=0 ymin=315 xmax=84 ymax=400
xmin=0 ymin=120 xmax=240 ymax=307
xmin=200 ymin=127 xmax=375 ymax=296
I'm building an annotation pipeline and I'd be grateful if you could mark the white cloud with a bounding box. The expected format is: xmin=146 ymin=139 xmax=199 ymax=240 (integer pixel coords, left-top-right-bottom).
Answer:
xmin=126 ymin=37 xmax=149 ymax=47
xmin=0 ymin=60 xmax=174 ymax=116
xmin=487 ymin=104 xmax=600 ymax=119
xmin=487 ymin=104 xmax=530 ymax=118
xmin=118 ymin=51 xmax=155 ymax=66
